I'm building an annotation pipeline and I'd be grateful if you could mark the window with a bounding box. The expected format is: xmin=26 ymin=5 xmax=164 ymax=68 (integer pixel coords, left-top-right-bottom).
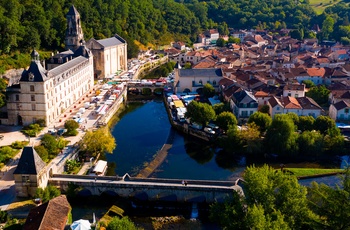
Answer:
xmin=213 ymin=80 xmax=216 ymax=85
xmin=22 ymin=175 xmax=30 ymax=182
xmin=31 ymin=95 xmax=35 ymax=101
xmin=199 ymin=80 xmax=203 ymax=85
xmin=295 ymin=94 xmax=299 ymax=98
xmin=15 ymin=95 xmax=19 ymax=101
xmin=30 ymin=85 xmax=34 ymax=92
xmin=345 ymin=108 xmax=349 ymax=113
xmin=288 ymin=93 xmax=291 ymax=96
xmin=32 ymin=104 xmax=36 ymax=111
xmin=276 ymin=107 xmax=280 ymax=111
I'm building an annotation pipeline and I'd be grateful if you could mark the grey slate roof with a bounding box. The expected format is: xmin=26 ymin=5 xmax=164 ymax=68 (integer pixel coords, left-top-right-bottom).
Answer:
xmin=97 ymin=37 xmax=123 ymax=47
xmin=233 ymin=90 xmax=258 ymax=104
xmin=13 ymin=146 xmax=46 ymax=175
xmin=67 ymin=5 xmax=79 ymax=16
xmin=179 ymin=68 xmax=223 ymax=78
xmin=48 ymin=56 xmax=88 ymax=77
xmin=20 ymin=61 xmax=48 ymax=82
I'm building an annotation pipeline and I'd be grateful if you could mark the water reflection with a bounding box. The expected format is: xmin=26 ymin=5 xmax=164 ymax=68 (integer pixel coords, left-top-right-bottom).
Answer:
xmin=184 ymin=141 xmax=215 ymax=164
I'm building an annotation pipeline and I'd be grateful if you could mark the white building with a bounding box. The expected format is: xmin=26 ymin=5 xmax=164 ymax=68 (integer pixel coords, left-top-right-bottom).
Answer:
xmin=4 ymin=5 xmax=94 ymax=127
xmin=329 ymin=100 xmax=350 ymax=121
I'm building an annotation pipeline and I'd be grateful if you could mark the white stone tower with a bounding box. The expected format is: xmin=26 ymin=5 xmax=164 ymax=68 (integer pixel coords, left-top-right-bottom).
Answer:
xmin=65 ymin=5 xmax=84 ymax=51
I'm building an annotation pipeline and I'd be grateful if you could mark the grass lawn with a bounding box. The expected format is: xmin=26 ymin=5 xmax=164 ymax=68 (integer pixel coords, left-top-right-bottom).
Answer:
xmin=308 ymin=0 xmax=343 ymax=15
xmin=286 ymin=168 xmax=343 ymax=177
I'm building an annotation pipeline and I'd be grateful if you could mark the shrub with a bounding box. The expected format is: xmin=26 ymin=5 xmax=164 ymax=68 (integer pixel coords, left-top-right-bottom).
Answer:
xmin=11 ymin=141 xmax=27 ymax=149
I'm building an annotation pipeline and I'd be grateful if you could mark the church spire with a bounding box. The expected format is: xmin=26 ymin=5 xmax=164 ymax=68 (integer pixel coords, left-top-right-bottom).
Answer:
xmin=65 ymin=5 xmax=84 ymax=51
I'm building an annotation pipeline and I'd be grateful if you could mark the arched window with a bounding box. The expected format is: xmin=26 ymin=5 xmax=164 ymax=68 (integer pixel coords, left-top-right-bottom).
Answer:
xmin=199 ymin=79 xmax=203 ymax=85
xmin=213 ymin=80 xmax=216 ymax=85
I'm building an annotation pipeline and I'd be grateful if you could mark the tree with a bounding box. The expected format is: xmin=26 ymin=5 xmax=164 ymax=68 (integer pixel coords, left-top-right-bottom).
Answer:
xmin=297 ymin=131 xmax=324 ymax=156
xmin=40 ymin=134 xmax=58 ymax=156
xmin=228 ymin=36 xmax=241 ymax=44
xmin=107 ymin=216 xmax=137 ymax=230
xmin=321 ymin=16 xmax=335 ymax=40
xmin=185 ymin=101 xmax=216 ymax=127
xmin=216 ymin=37 xmax=226 ymax=47
xmin=308 ymin=168 xmax=350 ymax=229
xmin=213 ymin=102 xmax=230 ymax=115
xmin=314 ymin=115 xmax=336 ymax=134
xmin=184 ymin=62 xmax=191 ymax=69
xmin=259 ymin=105 xmax=270 ymax=114
xmin=302 ymin=80 xmax=315 ymax=88
xmin=298 ymin=116 xmax=315 ymax=132
xmin=265 ymin=114 xmax=298 ymax=156
xmin=35 ymin=185 xmax=61 ymax=203
xmin=239 ymin=123 xmax=262 ymax=155
xmin=64 ymin=119 xmax=79 ymax=136
xmin=203 ymin=83 xmax=215 ymax=98
xmin=34 ymin=145 xmax=49 ymax=162
xmin=306 ymin=85 xmax=330 ymax=106
xmin=80 ymin=127 xmax=116 ymax=157
xmin=216 ymin=111 xmax=237 ymax=131
xmin=248 ymin=111 xmax=272 ymax=133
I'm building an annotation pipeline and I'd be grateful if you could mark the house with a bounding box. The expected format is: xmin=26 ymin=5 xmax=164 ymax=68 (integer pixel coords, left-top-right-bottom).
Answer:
xmin=23 ymin=195 xmax=71 ymax=230
xmin=329 ymin=100 xmax=350 ymax=121
xmin=173 ymin=41 xmax=186 ymax=51
xmin=254 ymin=90 xmax=270 ymax=107
xmin=86 ymin=34 xmax=128 ymax=79
xmin=173 ymin=68 xmax=223 ymax=93
xmin=283 ymin=84 xmax=305 ymax=98
xmin=268 ymin=96 xmax=322 ymax=117
xmin=329 ymin=90 xmax=350 ymax=104
xmin=13 ymin=146 xmax=47 ymax=197
xmin=204 ymin=29 xmax=220 ymax=44
xmin=230 ymin=90 xmax=258 ymax=121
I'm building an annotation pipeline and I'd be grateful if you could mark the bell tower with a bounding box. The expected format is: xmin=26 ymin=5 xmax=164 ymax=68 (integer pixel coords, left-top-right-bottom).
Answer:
xmin=65 ymin=5 xmax=84 ymax=51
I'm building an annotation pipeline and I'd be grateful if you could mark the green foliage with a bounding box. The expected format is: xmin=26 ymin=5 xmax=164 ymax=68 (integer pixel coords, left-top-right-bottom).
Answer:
xmin=216 ymin=111 xmax=237 ymax=131
xmin=0 ymin=210 xmax=8 ymax=223
xmin=185 ymin=101 xmax=216 ymax=127
xmin=0 ymin=146 xmax=17 ymax=165
xmin=65 ymin=159 xmax=81 ymax=174
xmin=298 ymin=131 xmax=324 ymax=156
xmin=80 ymin=127 xmax=116 ymax=157
xmin=212 ymin=102 xmax=231 ymax=115
xmin=64 ymin=120 xmax=79 ymax=136
xmin=216 ymin=37 xmax=226 ymax=47
xmin=306 ymin=85 xmax=330 ymax=106
xmin=10 ymin=141 xmax=27 ymax=149
xmin=202 ymin=83 xmax=215 ymax=98
xmin=184 ymin=62 xmax=192 ymax=69
xmin=35 ymin=185 xmax=61 ymax=203
xmin=22 ymin=123 xmax=43 ymax=137
xmin=302 ymin=80 xmax=315 ymax=88
xmin=265 ymin=114 xmax=298 ymax=156
xmin=314 ymin=115 xmax=336 ymax=134
xmin=298 ymin=116 xmax=315 ymax=132
xmin=259 ymin=105 xmax=270 ymax=114
xmin=107 ymin=216 xmax=137 ymax=230
xmin=41 ymin=134 xmax=58 ymax=155
xmin=34 ymin=145 xmax=49 ymax=163
xmin=248 ymin=111 xmax=272 ymax=133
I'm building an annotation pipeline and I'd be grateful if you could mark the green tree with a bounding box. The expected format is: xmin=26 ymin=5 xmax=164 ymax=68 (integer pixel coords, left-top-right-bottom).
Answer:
xmin=298 ymin=131 xmax=324 ymax=156
xmin=185 ymin=101 xmax=216 ymax=127
xmin=34 ymin=145 xmax=49 ymax=163
xmin=228 ymin=36 xmax=241 ymax=44
xmin=107 ymin=216 xmax=137 ymax=230
xmin=302 ymin=80 xmax=315 ymax=88
xmin=314 ymin=115 xmax=336 ymax=134
xmin=80 ymin=127 xmax=116 ymax=157
xmin=216 ymin=111 xmax=237 ymax=132
xmin=239 ymin=123 xmax=262 ymax=155
xmin=323 ymin=127 xmax=345 ymax=155
xmin=216 ymin=37 xmax=226 ymax=47
xmin=248 ymin=111 xmax=272 ymax=133
xmin=35 ymin=185 xmax=61 ymax=203
xmin=265 ymin=114 xmax=298 ymax=156
xmin=40 ymin=134 xmax=58 ymax=156
xmin=321 ymin=16 xmax=335 ymax=40
xmin=306 ymin=85 xmax=330 ymax=106
xmin=203 ymin=83 xmax=215 ymax=98
xmin=64 ymin=119 xmax=79 ymax=136
xmin=298 ymin=116 xmax=315 ymax=132
xmin=259 ymin=105 xmax=270 ymax=114
xmin=213 ymin=102 xmax=230 ymax=115
xmin=308 ymin=168 xmax=350 ymax=229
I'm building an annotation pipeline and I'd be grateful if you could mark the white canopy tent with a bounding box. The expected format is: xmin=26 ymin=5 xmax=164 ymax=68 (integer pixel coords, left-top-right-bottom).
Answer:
xmin=71 ymin=219 xmax=91 ymax=230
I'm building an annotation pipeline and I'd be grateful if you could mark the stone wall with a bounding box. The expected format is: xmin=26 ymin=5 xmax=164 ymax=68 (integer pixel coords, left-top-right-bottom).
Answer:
xmin=1 ymin=68 xmax=25 ymax=86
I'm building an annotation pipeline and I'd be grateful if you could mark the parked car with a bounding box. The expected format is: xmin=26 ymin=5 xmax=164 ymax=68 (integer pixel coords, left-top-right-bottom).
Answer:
xmin=204 ymin=127 xmax=215 ymax=134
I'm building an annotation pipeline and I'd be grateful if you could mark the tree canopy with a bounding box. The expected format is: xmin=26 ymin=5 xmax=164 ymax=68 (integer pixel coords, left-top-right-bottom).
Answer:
xmin=80 ymin=127 xmax=116 ymax=157
xmin=185 ymin=101 xmax=216 ymax=127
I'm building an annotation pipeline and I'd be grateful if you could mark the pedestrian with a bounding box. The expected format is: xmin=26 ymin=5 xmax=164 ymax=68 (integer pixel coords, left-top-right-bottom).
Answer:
xmin=184 ymin=180 xmax=188 ymax=186
xmin=95 ymin=178 xmax=97 ymax=182
xmin=182 ymin=180 xmax=185 ymax=186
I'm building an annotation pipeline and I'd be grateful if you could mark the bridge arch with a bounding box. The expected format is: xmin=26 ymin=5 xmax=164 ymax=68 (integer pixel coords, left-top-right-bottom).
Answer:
xmin=77 ymin=188 xmax=93 ymax=196
xmin=100 ymin=190 xmax=119 ymax=197
xmin=183 ymin=88 xmax=191 ymax=93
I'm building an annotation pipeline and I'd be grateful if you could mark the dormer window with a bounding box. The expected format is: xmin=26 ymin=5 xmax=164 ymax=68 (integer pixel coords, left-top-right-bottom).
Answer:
xmin=29 ymin=73 xmax=34 ymax=81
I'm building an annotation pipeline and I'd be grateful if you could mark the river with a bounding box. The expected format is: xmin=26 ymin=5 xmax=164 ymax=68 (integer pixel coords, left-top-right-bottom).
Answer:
xmin=106 ymin=98 xmax=244 ymax=181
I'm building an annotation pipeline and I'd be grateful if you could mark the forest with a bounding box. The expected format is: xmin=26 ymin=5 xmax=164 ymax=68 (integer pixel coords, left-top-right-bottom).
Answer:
xmin=0 ymin=0 xmax=350 ymax=60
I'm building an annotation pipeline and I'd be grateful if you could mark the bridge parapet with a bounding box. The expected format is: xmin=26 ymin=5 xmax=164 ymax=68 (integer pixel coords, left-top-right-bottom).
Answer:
xmin=49 ymin=174 xmax=243 ymax=203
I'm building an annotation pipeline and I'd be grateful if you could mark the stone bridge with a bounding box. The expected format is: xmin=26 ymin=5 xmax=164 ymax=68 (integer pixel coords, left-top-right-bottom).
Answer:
xmin=127 ymin=83 xmax=165 ymax=94
xmin=49 ymin=174 xmax=243 ymax=203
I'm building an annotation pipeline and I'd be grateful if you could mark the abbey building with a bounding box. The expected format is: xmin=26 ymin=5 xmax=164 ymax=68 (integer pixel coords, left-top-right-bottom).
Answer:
xmin=5 ymin=5 xmax=94 ymax=126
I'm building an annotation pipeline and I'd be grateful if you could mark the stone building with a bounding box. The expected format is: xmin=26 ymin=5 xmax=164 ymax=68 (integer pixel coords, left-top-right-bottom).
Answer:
xmin=13 ymin=146 xmax=48 ymax=197
xmin=4 ymin=6 xmax=94 ymax=127
xmin=86 ymin=34 xmax=128 ymax=79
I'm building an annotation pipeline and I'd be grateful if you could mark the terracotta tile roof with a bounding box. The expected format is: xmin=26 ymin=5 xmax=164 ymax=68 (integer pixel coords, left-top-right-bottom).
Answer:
xmin=254 ymin=90 xmax=269 ymax=97
xmin=24 ymin=195 xmax=71 ymax=230
xmin=282 ymin=96 xmax=302 ymax=109
xmin=306 ymin=67 xmax=326 ymax=77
